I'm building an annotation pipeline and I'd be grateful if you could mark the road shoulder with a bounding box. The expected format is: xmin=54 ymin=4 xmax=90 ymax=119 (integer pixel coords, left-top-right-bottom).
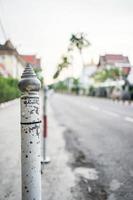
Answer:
xmin=41 ymin=103 xmax=75 ymax=200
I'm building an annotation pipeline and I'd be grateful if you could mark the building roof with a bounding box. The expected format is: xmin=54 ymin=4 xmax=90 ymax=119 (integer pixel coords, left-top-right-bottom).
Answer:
xmin=104 ymin=54 xmax=129 ymax=63
xmin=0 ymin=40 xmax=26 ymax=66
xmin=97 ymin=54 xmax=131 ymax=69
xmin=0 ymin=41 xmax=42 ymax=70
xmin=99 ymin=54 xmax=130 ymax=65
xmin=0 ymin=40 xmax=15 ymax=51
xmin=21 ymin=55 xmax=36 ymax=65
xmin=21 ymin=55 xmax=41 ymax=69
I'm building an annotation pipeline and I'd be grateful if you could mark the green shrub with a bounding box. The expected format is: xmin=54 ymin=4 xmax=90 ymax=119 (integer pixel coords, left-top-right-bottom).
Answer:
xmin=93 ymin=68 xmax=122 ymax=82
xmin=0 ymin=77 xmax=21 ymax=103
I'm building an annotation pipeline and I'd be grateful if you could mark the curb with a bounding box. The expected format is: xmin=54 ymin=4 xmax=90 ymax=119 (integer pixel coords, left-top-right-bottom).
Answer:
xmin=112 ymin=100 xmax=133 ymax=107
xmin=112 ymin=99 xmax=133 ymax=107
xmin=0 ymin=98 xmax=19 ymax=109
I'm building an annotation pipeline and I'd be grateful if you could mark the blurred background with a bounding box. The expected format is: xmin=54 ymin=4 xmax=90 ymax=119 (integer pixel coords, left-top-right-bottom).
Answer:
xmin=0 ymin=0 xmax=133 ymax=99
xmin=0 ymin=1 xmax=133 ymax=200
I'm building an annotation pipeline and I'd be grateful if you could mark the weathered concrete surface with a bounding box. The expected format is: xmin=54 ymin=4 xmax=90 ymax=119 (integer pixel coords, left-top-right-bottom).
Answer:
xmin=0 ymin=99 xmax=21 ymax=200
xmin=0 ymin=97 xmax=76 ymax=200
xmin=1 ymin=92 xmax=133 ymax=200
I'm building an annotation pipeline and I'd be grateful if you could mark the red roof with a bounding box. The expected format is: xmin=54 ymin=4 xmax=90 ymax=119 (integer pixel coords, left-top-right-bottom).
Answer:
xmin=98 ymin=54 xmax=130 ymax=67
xmin=21 ymin=55 xmax=36 ymax=65
xmin=104 ymin=54 xmax=129 ymax=63
xmin=21 ymin=55 xmax=41 ymax=67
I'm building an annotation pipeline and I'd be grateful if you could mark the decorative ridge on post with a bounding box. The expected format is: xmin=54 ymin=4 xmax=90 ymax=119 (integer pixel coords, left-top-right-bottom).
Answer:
xmin=18 ymin=63 xmax=41 ymax=92
xmin=22 ymin=63 xmax=36 ymax=78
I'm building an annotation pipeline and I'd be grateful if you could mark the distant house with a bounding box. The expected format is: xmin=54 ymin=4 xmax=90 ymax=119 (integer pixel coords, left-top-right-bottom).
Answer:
xmin=97 ymin=54 xmax=131 ymax=75
xmin=80 ymin=59 xmax=97 ymax=89
xmin=21 ymin=54 xmax=43 ymax=85
xmin=0 ymin=40 xmax=25 ymax=78
xmin=21 ymin=55 xmax=42 ymax=71
xmin=0 ymin=63 xmax=11 ymax=77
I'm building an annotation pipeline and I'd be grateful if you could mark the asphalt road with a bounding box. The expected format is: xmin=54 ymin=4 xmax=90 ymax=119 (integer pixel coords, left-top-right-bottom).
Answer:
xmin=50 ymin=93 xmax=133 ymax=200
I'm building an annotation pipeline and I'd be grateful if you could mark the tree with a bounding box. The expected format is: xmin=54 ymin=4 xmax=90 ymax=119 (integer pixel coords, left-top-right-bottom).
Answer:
xmin=53 ymin=32 xmax=90 ymax=81
xmin=53 ymin=55 xmax=71 ymax=79
xmin=93 ymin=68 xmax=122 ymax=82
xmin=69 ymin=32 xmax=91 ymax=67
xmin=34 ymin=68 xmax=44 ymax=87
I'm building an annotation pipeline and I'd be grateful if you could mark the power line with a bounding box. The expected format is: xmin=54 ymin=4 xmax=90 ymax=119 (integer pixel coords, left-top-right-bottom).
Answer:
xmin=0 ymin=17 xmax=7 ymax=40
xmin=0 ymin=0 xmax=8 ymax=41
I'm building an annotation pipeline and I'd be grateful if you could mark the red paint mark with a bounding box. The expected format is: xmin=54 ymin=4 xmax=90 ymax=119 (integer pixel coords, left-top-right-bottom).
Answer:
xmin=43 ymin=115 xmax=47 ymax=138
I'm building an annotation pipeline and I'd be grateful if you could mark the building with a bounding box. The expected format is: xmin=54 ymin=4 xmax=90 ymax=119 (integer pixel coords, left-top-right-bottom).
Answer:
xmin=127 ymin=67 xmax=133 ymax=85
xmin=0 ymin=40 xmax=25 ymax=78
xmin=21 ymin=54 xmax=43 ymax=85
xmin=21 ymin=55 xmax=42 ymax=71
xmin=0 ymin=63 xmax=11 ymax=77
xmin=80 ymin=59 xmax=97 ymax=90
xmin=97 ymin=54 xmax=131 ymax=75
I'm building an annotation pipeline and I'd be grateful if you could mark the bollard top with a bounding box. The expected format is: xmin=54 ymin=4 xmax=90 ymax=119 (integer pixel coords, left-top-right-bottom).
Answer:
xmin=44 ymin=85 xmax=48 ymax=92
xmin=18 ymin=63 xmax=41 ymax=92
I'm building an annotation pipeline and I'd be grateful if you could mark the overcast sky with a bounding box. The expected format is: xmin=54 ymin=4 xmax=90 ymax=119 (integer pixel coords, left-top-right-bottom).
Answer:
xmin=0 ymin=0 xmax=133 ymax=83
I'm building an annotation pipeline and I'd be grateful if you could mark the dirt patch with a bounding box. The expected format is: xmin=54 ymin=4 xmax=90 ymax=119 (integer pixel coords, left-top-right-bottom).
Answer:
xmin=63 ymin=128 xmax=95 ymax=169
xmin=80 ymin=177 xmax=108 ymax=200
xmin=70 ymin=176 xmax=108 ymax=200
xmin=63 ymin=128 xmax=108 ymax=200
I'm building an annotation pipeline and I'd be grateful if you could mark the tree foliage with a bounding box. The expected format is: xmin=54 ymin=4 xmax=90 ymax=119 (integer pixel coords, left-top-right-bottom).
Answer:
xmin=53 ymin=55 xmax=71 ymax=79
xmin=93 ymin=68 xmax=122 ymax=82
xmin=53 ymin=80 xmax=68 ymax=91
xmin=0 ymin=77 xmax=21 ymax=103
xmin=53 ymin=32 xmax=91 ymax=80
xmin=70 ymin=32 xmax=90 ymax=53
xmin=34 ymin=68 xmax=44 ymax=87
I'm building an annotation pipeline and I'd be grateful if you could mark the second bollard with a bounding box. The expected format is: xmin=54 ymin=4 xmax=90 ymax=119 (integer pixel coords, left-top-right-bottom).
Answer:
xmin=42 ymin=86 xmax=50 ymax=165
xmin=18 ymin=63 xmax=41 ymax=200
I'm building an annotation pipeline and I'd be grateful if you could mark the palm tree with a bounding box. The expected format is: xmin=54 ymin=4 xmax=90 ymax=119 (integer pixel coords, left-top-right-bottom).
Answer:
xmin=69 ymin=32 xmax=90 ymax=67
xmin=53 ymin=33 xmax=90 ymax=79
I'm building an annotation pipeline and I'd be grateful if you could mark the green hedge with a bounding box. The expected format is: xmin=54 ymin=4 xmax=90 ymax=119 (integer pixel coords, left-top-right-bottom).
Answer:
xmin=0 ymin=77 xmax=21 ymax=103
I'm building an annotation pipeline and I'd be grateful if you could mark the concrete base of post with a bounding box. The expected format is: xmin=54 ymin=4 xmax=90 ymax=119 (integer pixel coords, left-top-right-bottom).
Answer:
xmin=41 ymin=157 xmax=51 ymax=164
xmin=41 ymin=137 xmax=51 ymax=164
xmin=41 ymin=137 xmax=50 ymax=174
xmin=41 ymin=157 xmax=51 ymax=174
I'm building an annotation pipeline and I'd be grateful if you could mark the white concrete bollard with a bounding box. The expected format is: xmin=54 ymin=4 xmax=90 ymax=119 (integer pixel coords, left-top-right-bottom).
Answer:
xmin=18 ymin=63 xmax=42 ymax=200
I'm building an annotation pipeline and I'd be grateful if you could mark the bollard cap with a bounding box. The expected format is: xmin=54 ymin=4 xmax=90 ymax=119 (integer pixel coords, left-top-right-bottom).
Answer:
xmin=44 ymin=85 xmax=48 ymax=92
xmin=18 ymin=63 xmax=41 ymax=92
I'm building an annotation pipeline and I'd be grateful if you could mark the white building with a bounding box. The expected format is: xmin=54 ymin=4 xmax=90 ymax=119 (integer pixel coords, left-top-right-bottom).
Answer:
xmin=0 ymin=40 xmax=25 ymax=79
xmin=80 ymin=60 xmax=97 ymax=91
